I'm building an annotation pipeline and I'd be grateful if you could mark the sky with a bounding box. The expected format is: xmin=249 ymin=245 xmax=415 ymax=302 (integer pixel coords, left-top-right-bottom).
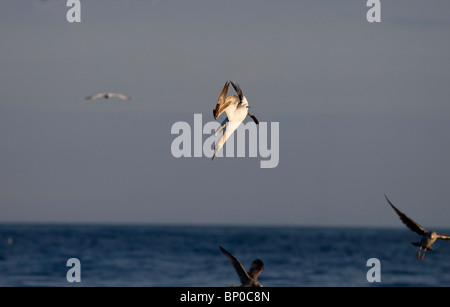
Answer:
xmin=1 ymin=0 xmax=450 ymax=228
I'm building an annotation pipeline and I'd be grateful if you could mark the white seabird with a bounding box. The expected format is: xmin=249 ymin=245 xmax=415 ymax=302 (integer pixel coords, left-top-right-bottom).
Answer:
xmin=219 ymin=246 xmax=264 ymax=287
xmin=85 ymin=93 xmax=131 ymax=100
xmin=385 ymin=195 xmax=450 ymax=259
xmin=212 ymin=81 xmax=259 ymax=161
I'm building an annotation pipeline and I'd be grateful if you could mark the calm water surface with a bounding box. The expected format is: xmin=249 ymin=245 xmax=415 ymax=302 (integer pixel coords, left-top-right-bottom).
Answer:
xmin=1 ymin=224 xmax=450 ymax=287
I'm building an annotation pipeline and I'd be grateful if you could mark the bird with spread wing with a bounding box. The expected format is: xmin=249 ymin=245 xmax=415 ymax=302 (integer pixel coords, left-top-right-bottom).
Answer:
xmin=385 ymin=195 xmax=450 ymax=259
xmin=85 ymin=93 xmax=131 ymax=101
xmin=212 ymin=81 xmax=259 ymax=161
xmin=219 ymin=246 xmax=264 ymax=287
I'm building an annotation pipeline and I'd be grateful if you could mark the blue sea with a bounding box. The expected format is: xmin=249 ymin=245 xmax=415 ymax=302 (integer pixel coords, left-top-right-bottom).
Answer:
xmin=1 ymin=224 xmax=450 ymax=287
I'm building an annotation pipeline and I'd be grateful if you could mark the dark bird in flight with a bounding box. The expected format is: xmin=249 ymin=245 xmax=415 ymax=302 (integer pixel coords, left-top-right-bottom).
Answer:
xmin=219 ymin=246 xmax=264 ymax=287
xmin=385 ymin=195 xmax=450 ymax=259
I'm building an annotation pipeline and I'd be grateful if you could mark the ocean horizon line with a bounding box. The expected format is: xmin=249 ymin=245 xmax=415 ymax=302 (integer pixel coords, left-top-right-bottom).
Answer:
xmin=1 ymin=220 xmax=442 ymax=231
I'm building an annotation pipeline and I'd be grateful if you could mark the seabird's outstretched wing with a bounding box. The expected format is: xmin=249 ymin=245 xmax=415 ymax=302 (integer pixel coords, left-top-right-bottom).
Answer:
xmin=219 ymin=246 xmax=251 ymax=286
xmin=214 ymin=81 xmax=232 ymax=119
xmin=110 ymin=93 xmax=131 ymax=100
xmin=385 ymin=195 xmax=427 ymax=235
xmin=85 ymin=93 xmax=105 ymax=100
xmin=248 ymin=259 xmax=264 ymax=279
xmin=437 ymin=234 xmax=450 ymax=241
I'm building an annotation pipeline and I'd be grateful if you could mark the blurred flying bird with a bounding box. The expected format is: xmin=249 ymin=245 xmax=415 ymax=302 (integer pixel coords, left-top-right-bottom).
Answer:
xmin=85 ymin=93 xmax=131 ymax=100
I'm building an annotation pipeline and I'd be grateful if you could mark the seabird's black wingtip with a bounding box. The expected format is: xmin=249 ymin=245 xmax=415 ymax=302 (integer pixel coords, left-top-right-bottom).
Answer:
xmin=230 ymin=81 xmax=243 ymax=100
xmin=384 ymin=195 xmax=396 ymax=209
xmin=384 ymin=194 xmax=392 ymax=204
xmin=230 ymin=81 xmax=240 ymax=91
